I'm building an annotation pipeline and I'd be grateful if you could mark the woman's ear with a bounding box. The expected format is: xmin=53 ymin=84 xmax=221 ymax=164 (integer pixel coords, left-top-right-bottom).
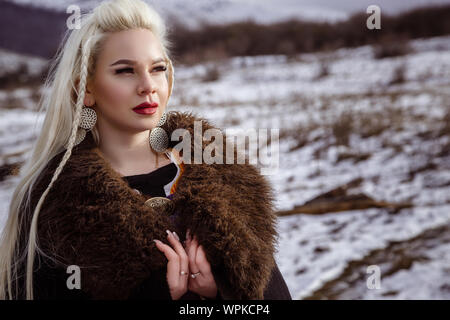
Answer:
xmin=84 ymin=81 xmax=95 ymax=107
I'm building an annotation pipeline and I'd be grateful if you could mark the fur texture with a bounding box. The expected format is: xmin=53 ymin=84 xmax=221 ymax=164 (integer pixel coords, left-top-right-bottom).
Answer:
xmin=27 ymin=111 xmax=277 ymax=300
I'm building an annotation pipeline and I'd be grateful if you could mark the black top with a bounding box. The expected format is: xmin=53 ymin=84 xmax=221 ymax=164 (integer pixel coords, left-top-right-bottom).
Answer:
xmin=122 ymin=162 xmax=177 ymax=197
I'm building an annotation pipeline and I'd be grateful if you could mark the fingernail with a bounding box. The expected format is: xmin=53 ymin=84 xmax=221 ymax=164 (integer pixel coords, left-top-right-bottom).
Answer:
xmin=166 ymin=230 xmax=171 ymax=237
xmin=173 ymin=231 xmax=180 ymax=241
xmin=186 ymin=229 xmax=190 ymax=240
xmin=153 ymin=239 xmax=160 ymax=244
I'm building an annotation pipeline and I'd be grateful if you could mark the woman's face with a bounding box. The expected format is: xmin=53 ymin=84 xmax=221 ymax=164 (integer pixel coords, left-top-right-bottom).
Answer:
xmin=86 ymin=28 xmax=169 ymax=134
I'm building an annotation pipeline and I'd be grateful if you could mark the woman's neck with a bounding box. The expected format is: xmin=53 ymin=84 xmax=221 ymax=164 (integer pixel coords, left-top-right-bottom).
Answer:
xmin=97 ymin=130 xmax=170 ymax=177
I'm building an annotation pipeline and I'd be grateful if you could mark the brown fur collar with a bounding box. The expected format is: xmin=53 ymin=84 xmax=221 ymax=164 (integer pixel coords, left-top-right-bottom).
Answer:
xmin=30 ymin=111 xmax=277 ymax=300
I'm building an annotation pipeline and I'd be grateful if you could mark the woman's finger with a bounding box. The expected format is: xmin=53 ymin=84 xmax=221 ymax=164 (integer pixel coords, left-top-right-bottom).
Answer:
xmin=154 ymin=239 xmax=189 ymax=300
xmin=153 ymin=239 xmax=180 ymax=276
xmin=166 ymin=230 xmax=188 ymax=260
xmin=195 ymin=244 xmax=212 ymax=273
xmin=185 ymin=229 xmax=192 ymax=248
xmin=153 ymin=239 xmax=177 ymax=260
xmin=188 ymin=234 xmax=201 ymax=275
xmin=166 ymin=230 xmax=189 ymax=279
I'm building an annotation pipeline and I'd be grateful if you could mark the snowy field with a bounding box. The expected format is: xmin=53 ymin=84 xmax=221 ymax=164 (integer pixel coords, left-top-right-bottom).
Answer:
xmin=1 ymin=35 xmax=450 ymax=299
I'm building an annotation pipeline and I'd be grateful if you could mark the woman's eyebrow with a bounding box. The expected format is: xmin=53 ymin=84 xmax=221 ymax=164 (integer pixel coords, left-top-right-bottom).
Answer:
xmin=109 ymin=57 xmax=165 ymax=66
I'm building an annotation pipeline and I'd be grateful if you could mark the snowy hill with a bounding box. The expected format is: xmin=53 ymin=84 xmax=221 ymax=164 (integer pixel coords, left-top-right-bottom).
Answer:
xmin=4 ymin=0 xmax=348 ymax=27
xmin=8 ymin=0 xmax=450 ymax=29
xmin=6 ymin=0 xmax=450 ymax=29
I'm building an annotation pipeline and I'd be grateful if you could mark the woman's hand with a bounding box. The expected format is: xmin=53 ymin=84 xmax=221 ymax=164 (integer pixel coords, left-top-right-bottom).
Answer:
xmin=154 ymin=230 xmax=189 ymax=300
xmin=185 ymin=229 xmax=218 ymax=299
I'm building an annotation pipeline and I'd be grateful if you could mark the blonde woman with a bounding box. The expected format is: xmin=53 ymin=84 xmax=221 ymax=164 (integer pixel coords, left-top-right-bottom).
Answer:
xmin=0 ymin=0 xmax=291 ymax=300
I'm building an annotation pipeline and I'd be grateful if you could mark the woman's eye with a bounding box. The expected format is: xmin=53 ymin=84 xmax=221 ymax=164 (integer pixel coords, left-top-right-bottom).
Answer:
xmin=153 ymin=65 xmax=167 ymax=72
xmin=115 ymin=68 xmax=133 ymax=74
xmin=115 ymin=66 xmax=166 ymax=75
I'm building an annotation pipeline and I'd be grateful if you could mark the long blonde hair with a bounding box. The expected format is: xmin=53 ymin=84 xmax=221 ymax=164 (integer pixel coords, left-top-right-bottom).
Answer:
xmin=0 ymin=0 xmax=174 ymax=300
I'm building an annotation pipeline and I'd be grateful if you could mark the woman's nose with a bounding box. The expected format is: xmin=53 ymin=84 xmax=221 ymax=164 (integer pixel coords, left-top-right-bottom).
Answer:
xmin=137 ymin=73 xmax=156 ymax=95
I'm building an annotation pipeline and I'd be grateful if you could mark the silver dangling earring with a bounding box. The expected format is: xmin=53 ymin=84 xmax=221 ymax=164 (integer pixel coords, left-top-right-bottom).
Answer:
xmin=149 ymin=110 xmax=169 ymax=153
xmin=70 ymin=106 xmax=97 ymax=148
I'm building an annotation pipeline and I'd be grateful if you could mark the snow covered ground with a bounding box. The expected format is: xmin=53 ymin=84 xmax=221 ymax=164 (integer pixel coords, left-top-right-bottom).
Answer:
xmin=1 ymin=35 xmax=449 ymax=299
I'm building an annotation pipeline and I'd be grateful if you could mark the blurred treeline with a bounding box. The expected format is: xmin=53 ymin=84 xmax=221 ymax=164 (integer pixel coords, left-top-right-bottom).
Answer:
xmin=170 ymin=4 xmax=450 ymax=64
xmin=1 ymin=3 xmax=450 ymax=89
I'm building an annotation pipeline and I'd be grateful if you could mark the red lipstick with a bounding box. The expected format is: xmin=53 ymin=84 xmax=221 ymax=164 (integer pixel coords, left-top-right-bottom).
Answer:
xmin=133 ymin=102 xmax=158 ymax=115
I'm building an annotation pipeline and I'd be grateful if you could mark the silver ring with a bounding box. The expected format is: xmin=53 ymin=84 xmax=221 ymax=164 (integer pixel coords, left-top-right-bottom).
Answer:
xmin=180 ymin=270 xmax=188 ymax=276
xmin=191 ymin=272 xmax=201 ymax=279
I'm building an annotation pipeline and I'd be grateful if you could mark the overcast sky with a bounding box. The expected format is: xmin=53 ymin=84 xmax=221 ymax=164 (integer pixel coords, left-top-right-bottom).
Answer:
xmin=294 ymin=0 xmax=450 ymax=15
